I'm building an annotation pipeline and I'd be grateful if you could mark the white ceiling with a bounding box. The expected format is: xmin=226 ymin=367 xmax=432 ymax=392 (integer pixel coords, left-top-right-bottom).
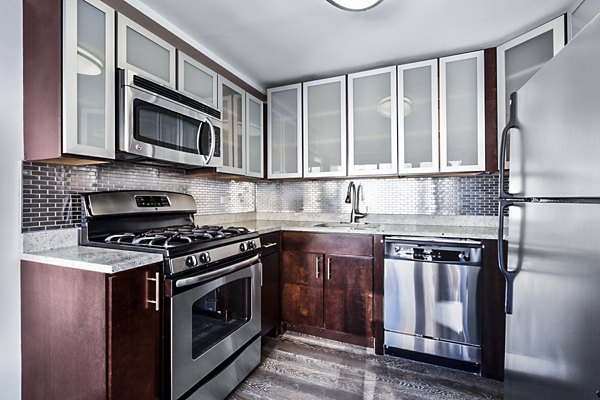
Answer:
xmin=130 ymin=0 xmax=576 ymax=90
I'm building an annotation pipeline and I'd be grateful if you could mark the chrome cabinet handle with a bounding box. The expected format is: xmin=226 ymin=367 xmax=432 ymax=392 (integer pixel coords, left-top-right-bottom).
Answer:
xmin=262 ymin=242 xmax=277 ymax=248
xmin=498 ymin=201 xmax=518 ymax=314
xmin=499 ymin=92 xmax=518 ymax=200
xmin=146 ymin=271 xmax=160 ymax=312
xmin=327 ymin=258 xmax=332 ymax=280
xmin=315 ymin=257 xmax=320 ymax=279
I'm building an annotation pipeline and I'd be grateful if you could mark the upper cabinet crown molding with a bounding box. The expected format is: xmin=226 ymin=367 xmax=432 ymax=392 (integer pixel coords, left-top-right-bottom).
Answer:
xmin=497 ymin=15 xmax=565 ymax=168
xmin=440 ymin=50 xmax=486 ymax=173
xmin=267 ymin=83 xmax=303 ymax=179
xmin=117 ymin=13 xmax=177 ymax=88
xmin=348 ymin=66 xmax=398 ymax=176
xmin=302 ymin=75 xmax=347 ymax=178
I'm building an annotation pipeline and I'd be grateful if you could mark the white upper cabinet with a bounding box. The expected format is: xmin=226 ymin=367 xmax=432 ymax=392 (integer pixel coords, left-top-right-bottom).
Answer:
xmin=246 ymin=94 xmax=264 ymax=178
xmin=63 ymin=0 xmax=115 ymax=159
xmin=177 ymin=51 xmax=218 ymax=109
xmin=348 ymin=66 xmax=398 ymax=176
xmin=397 ymin=60 xmax=439 ymax=175
xmin=497 ymin=16 xmax=565 ymax=168
xmin=303 ymin=76 xmax=347 ymax=178
xmin=218 ymin=76 xmax=246 ymax=175
xmin=117 ymin=14 xmax=176 ymax=87
xmin=267 ymin=84 xmax=303 ymax=179
xmin=440 ymin=51 xmax=485 ymax=173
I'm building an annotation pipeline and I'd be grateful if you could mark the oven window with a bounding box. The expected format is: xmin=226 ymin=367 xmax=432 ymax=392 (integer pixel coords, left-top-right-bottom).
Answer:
xmin=134 ymin=99 xmax=201 ymax=154
xmin=191 ymin=277 xmax=251 ymax=359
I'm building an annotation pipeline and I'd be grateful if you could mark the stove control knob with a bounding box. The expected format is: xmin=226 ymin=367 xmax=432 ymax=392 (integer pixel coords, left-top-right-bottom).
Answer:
xmin=185 ymin=255 xmax=198 ymax=268
xmin=240 ymin=242 xmax=247 ymax=252
xmin=199 ymin=252 xmax=211 ymax=264
xmin=248 ymin=240 xmax=256 ymax=250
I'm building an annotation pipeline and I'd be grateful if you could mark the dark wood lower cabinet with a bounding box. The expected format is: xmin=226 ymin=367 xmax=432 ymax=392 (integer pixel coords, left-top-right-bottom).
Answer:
xmin=260 ymin=231 xmax=281 ymax=336
xmin=21 ymin=260 xmax=161 ymax=400
xmin=281 ymin=232 xmax=374 ymax=347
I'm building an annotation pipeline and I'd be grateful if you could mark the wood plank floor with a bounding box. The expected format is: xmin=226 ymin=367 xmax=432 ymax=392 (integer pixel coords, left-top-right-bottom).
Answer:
xmin=229 ymin=333 xmax=503 ymax=400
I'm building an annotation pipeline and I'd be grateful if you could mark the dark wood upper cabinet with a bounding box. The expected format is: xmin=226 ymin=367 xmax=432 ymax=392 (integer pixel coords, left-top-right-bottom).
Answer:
xmin=21 ymin=260 xmax=162 ymax=400
xmin=281 ymin=231 xmax=374 ymax=347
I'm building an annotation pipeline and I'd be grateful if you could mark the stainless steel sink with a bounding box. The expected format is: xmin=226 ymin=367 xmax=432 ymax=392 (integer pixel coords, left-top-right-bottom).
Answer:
xmin=313 ymin=222 xmax=374 ymax=230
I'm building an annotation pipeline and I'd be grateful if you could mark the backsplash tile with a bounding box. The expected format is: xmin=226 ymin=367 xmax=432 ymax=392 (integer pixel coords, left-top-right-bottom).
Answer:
xmin=22 ymin=161 xmax=500 ymax=232
xmin=256 ymin=175 xmax=500 ymax=216
xmin=22 ymin=162 xmax=256 ymax=232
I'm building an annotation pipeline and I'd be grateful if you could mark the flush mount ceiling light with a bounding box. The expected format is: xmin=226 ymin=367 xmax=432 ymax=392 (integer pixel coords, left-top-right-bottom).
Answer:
xmin=326 ymin=0 xmax=384 ymax=11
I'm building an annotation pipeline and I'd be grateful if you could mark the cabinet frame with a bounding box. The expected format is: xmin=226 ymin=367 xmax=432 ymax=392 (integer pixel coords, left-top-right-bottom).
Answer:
xmin=117 ymin=13 xmax=176 ymax=87
xmin=302 ymin=76 xmax=347 ymax=178
xmin=177 ymin=50 xmax=219 ymax=109
xmin=348 ymin=66 xmax=398 ymax=176
xmin=397 ymin=59 xmax=439 ymax=175
xmin=267 ymin=83 xmax=303 ymax=179
xmin=62 ymin=0 xmax=115 ymax=159
xmin=245 ymin=93 xmax=264 ymax=178
xmin=439 ymin=50 xmax=486 ymax=173
xmin=497 ymin=16 xmax=565 ymax=168
xmin=217 ymin=76 xmax=247 ymax=175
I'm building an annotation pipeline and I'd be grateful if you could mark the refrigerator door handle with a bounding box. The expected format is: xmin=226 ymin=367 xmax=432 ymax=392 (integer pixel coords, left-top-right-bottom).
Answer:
xmin=498 ymin=200 xmax=518 ymax=314
xmin=500 ymin=92 xmax=518 ymax=200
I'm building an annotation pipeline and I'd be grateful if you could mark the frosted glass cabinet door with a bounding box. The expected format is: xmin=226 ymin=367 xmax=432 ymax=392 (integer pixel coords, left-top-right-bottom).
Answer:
xmin=117 ymin=14 xmax=176 ymax=87
xmin=497 ymin=16 xmax=565 ymax=167
xmin=267 ymin=84 xmax=302 ymax=179
xmin=218 ymin=77 xmax=246 ymax=175
xmin=398 ymin=60 xmax=439 ymax=175
xmin=440 ymin=51 xmax=485 ymax=172
xmin=246 ymin=94 xmax=264 ymax=178
xmin=177 ymin=51 xmax=218 ymax=109
xmin=303 ymin=76 xmax=346 ymax=177
xmin=62 ymin=0 xmax=115 ymax=159
xmin=348 ymin=66 xmax=398 ymax=176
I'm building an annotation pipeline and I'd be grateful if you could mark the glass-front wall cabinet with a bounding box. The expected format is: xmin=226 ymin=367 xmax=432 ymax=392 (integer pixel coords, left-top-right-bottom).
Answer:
xmin=268 ymin=84 xmax=302 ymax=178
xmin=348 ymin=66 xmax=398 ymax=176
xmin=303 ymin=76 xmax=346 ymax=177
xmin=117 ymin=14 xmax=176 ymax=87
xmin=497 ymin=16 xmax=565 ymax=167
xmin=63 ymin=0 xmax=115 ymax=159
xmin=218 ymin=77 xmax=245 ymax=175
xmin=398 ymin=60 xmax=439 ymax=175
xmin=440 ymin=51 xmax=485 ymax=173
xmin=246 ymin=94 xmax=264 ymax=178
xmin=177 ymin=51 xmax=218 ymax=109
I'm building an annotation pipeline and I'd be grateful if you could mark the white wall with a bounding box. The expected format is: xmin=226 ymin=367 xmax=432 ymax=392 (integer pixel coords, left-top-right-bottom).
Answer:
xmin=0 ymin=0 xmax=23 ymax=398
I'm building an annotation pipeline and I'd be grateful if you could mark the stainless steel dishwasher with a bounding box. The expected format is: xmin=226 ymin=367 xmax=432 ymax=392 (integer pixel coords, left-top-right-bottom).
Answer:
xmin=384 ymin=236 xmax=483 ymax=371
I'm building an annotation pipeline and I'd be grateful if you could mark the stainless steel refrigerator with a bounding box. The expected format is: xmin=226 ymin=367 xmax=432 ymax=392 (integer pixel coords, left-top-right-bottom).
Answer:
xmin=498 ymin=14 xmax=600 ymax=400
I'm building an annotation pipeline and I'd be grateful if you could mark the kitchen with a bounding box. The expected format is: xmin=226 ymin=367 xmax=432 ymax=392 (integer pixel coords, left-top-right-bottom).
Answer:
xmin=2 ymin=0 xmax=600 ymax=399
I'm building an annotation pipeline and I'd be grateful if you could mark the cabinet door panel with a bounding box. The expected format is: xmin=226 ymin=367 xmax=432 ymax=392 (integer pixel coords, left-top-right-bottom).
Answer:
xmin=268 ymin=84 xmax=303 ymax=178
xmin=178 ymin=51 xmax=218 ymax=108
xmin=108 ymin=264 xmax=161 ymax=400
xmin=246 ymin=93 xmax=264 ymax=178
xmin=261 ymin=251 xmax=280 ymax=335
xmin=281 ymin=251 xmax=323 ymax=328
xmin=324 ymin=255 xmax=373 ymax=337
xmin=218 ymin=77 xmax=246 ymax=175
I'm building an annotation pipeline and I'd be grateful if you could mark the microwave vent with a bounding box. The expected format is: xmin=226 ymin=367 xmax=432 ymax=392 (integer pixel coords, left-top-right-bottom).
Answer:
xmin=132 ymin=75 xmax=221 ymax=120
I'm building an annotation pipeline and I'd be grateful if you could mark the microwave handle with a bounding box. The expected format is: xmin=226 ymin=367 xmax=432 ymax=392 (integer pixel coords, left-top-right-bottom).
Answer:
xmin=198 ymin=118 xmax=216 ymax=165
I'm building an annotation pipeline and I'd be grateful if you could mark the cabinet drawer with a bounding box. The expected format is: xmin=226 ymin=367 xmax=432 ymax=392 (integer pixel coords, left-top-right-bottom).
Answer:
xmin=282 ymin=231 xmax=372 ymax=257
xmin=260 ymin=231 xmax=281 ymax=256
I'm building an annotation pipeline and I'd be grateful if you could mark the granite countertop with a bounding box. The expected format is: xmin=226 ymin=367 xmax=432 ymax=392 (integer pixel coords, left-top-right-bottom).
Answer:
xmin=21 ymin=215 xmax=501 ymax=273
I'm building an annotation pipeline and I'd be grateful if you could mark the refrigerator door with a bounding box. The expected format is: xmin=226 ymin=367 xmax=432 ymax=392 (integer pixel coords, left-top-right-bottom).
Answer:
xmin=505 ymin=202 xmax=600 ymax=399
xmin=508 ymin=15 xmax=600 ymax=198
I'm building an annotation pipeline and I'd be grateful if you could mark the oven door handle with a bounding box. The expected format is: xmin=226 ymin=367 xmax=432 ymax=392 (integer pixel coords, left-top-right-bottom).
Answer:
xmin=175 ymin=254 xmax=259 ymax=288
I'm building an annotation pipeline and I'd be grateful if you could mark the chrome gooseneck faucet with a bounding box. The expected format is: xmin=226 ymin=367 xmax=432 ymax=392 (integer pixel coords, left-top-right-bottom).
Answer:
xmin=345 ymin=181 xmax=367 ymax=223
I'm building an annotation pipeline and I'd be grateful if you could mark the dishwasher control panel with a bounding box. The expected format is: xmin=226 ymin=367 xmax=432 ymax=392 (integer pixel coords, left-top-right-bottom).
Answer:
xmin=385 ymin=237 xmax=482 ymax=265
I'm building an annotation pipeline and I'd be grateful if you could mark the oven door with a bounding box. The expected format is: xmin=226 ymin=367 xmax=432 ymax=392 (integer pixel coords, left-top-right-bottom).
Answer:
xmin=120 ymin=80 xmax=223 ymax=168
xmin=168 ymin=255 xmax=261 ymax=400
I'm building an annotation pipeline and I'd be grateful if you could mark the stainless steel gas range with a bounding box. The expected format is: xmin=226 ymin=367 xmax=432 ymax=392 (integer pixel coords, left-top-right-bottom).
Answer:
xmin=79 ymin=190 xmax=261 ymax=400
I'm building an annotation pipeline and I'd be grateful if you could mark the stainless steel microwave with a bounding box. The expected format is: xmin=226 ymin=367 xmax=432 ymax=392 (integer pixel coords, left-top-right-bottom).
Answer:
xmin=117 ymin=69 xmax=223 ymax=168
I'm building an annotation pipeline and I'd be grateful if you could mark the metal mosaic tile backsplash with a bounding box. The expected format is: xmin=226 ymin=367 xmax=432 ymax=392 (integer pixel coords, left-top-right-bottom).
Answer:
xmin=22 ymin=162 xmax=256 ymax=232
xmin=255 ymin=175 xmax=499 ymax=216
xmin=22 ymin=161 xmax=500 ymax=232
